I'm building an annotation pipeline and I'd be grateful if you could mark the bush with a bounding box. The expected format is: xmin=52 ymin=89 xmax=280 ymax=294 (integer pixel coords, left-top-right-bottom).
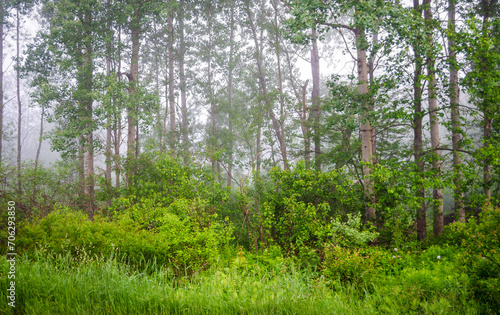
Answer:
xmin=261 ymin=162 xmax=364 ymax=259
xmin=117 ymin=152 xmax=229 ymax=211
xmin=452 ymin=204 xmax=500 ymax=312
xmin=16 ymin=207 xmax=232 ymax=276
xmin=322 ymin=245 xmax=389 ymax=287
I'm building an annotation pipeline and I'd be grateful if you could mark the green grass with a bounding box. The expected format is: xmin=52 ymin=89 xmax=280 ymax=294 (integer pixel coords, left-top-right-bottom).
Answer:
xmin=0 ymin=251 xmax=480 ymax=314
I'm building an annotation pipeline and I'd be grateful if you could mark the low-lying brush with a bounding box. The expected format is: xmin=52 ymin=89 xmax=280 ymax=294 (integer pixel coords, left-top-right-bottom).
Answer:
xmin=0 ymin=246 xmax=481 ymax=315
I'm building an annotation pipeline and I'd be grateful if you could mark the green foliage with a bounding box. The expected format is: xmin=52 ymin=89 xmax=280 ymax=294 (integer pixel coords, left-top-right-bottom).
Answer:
xmin=0 ymin=245 xmax=480 ymax=315
xmin=16 ymin=208 xmax=232 ymax=275
xmin=117 ymin=152 xmax=228 ymax=208
xmin=0 ymin=160 xmax=82 ymax=219
xmin=322 ymin=245 xmax=388 ymax=287
xmin=330 ymin=214 xmax=378 ymax=248
xmin=446 ymin=204 xmax=500 ymax=312
xmin=102 ymin=152 xmax=231 ymax=231
xmin=369 ymin=162 xmax=448 ymax=245
xmin=261 ymin=162 xmax=364 ymax=258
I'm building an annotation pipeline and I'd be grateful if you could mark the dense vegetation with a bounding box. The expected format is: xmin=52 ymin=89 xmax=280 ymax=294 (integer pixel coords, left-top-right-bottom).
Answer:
xmin=0 ymin=0 xmax=499 ymax=313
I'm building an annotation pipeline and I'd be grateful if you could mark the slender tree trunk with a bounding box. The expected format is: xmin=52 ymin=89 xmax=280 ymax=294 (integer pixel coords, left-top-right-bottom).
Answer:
xmin=152 ymin=19 xmax=163 ymax=147
xmin=272 ymin=0 xmax=288 ymax=170
xmin=127 ymin=7 xmax=140 ymax=182
xmin=105 ymin=0 xmax=112 ymax=184
xmin=480 ymin=8 xmax=492 ymax=201
xmin=0 ymin=0 xmax=4 ymax=165
xmin=82 ymin=9 xmax=94 ymax=216
xmin=300 ymin=81 xmax=311 ymax=167
xmin=246 ymin=0 xmax=288 ymax=169
xmin=284 ymin=48 xmax=311 ymax=167
xmin=367 ymin=31 xmax=378 ymax=165
xmin=205 ymin=5 xmax=218 ymax=174
xmin=484 ymin=115 xmax=491 ymax=200
xmin=413 ymin=69 xmax=427 ymax=241
xmin=424 ymin=0 xmax=443 ymax=236
xmin=227 ymin=3 xmax=235 ymax=187
xmin=168 ymin=5 xmax=175 ymax=151
xmin=448 ymin=0 xmax=464 ymax=222
xmin=106 ymin=117 xmax=112 ymax=184
xmin=179 ymin=0 xmax=189 ymax=163
xmin=311 ymin=28 xmax=321 ymax=171
xmin=16 ymin=9 xmax=22 ymax=195
xmin=35 ymin=105 xmax=45 ymax=172
xmin=413 ymin=0 xmax=426 ymax=240
xmin=115 ymin=27 xmax=122 ymax=188
xmin=33 ymin=103 xmax=45 ymax=199
xmin=355 ymin=22 xmax=375 ymax=221
xmin=78 ymin=137 xmax=85 ymax=199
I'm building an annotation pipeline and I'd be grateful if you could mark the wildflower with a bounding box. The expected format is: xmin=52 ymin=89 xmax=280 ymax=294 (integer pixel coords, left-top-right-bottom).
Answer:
xmin=437 ymin=255 xmax=441 ymax=260
xmin=394 ymin=248 xmax=397 ymax=252
xmin=483 ymin=257 xmax=486 ymax=260
xmin=392 ymin=255 xmax=396 ymax=258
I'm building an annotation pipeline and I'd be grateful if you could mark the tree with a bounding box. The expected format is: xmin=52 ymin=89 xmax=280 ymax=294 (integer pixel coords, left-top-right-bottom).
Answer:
xmin=285 ymin=0 xmax=381 ymax=219
xmin=246 ymin=0 xmax=289 ymax=170
xmin=423 ymin=0 xmax=444 ymax=236
xmin=406 ymin=0 xmax=428 ymax=240
xmin=447 ymin=0 xmax=465 ymax=222
xmin=26 ymin=0 xmax=109 ymax=215
xmin=0 ymin=0 xmax=5 ymax=164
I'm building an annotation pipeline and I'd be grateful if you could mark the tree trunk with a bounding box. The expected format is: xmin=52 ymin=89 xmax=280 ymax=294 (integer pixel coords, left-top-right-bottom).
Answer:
xmin=227 ymin=3 xmax=235 ymax=187
xmin=284 ymin=48 xmax=310 ymax=167
xmin=205 ymin=4 xmax=218 ymax=175
xmin=82 ymin=8 xmax=94 ymax=216
xmin=246 ymin=0 xmax=288 ymax=169
xmin=311 ymin=28 xmax=321 ymax=171
xmin=367 ymin=31 xmax=378 ymax=165
xmin=0 ymin=0 xmax=4 ymax=165
xmin=300 ymin=81 xmax=311 ymax=167
xmin=33 ymin=103 xmax=45 ymax=199
xmin=424 ymin=0 xmax=443 ymax=236
xmin=448 ymin=0 xmax=464 ymax=222
xmin=272 ymin=0 xmax=289 ymax=170
xmin=355 ymin=23 xmax=375 ymax=221
xmin=16 ymin=9 xmax=22 ymax=195
xmin=127 ymin=6 xmax=140 ymax=181
xmin=168 ymin=6 xmax=175 ymax=151
xmin=413 ymin=0 xmax=426 ymax=240
xmin=115 ymin=26 xmax=122 ymax=188
xmin=179 ymin=0 xmax=189 ymax=163
xmin=480 ymin=8 xmax=492 ymax=201
xmin=105 ymin=0 xmax=112 ymax=184
xmin=35 ymin=105 xmax=45 ymax=172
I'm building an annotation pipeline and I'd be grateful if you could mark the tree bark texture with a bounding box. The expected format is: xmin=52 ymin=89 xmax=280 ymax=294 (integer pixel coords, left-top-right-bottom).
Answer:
xmin=355 ymin=23 xmax=375 ymax=221
xmin=311 ymin=28 xmax=321 ymax=171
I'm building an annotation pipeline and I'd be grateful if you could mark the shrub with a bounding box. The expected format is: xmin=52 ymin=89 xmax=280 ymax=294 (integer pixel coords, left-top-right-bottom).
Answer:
xmin=329 ymin=213 xmax=378 ymax=247
xmin=322 ymin=245 xmax=389 ymax=287
xmin=17 ymin=207 xmax=232 ymax=275
xmin=261 ymin=162 xmax=364 ymax=259
xmin=452 ymin=204 xmax=500 ymax=312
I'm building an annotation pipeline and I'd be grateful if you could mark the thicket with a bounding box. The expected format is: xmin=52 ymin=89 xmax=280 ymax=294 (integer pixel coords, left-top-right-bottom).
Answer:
xmin=1 ymin=156 xmax=499 ymax=313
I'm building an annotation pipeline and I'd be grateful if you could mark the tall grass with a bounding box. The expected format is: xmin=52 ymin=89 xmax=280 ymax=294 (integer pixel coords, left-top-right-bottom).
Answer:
xmin=0 ymin=252 xmax=479 ymax=314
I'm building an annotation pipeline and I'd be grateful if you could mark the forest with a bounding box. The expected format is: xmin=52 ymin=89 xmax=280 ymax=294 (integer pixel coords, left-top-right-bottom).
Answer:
xmin=0 ymin=0 xmax=499 ymax=313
